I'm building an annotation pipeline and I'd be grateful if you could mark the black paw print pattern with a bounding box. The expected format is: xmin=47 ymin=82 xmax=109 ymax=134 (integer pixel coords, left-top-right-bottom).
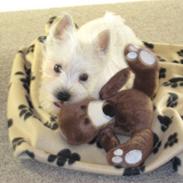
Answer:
xmin=26 ymin=44 xmax=35 ymax=54
xmin=47 ymin=149 xmax=80 ymax=167
xmin=143 ymin=41 xmax=154 ymax=49
xmin=158 ymin=115 xmax=172 ymax=132
xmin=15 ymin=66 xmax=35 ymax=94
xmin=38 ymin=36 xmax=47 ymax=43
xmin=177 ymin=49 xmax=183 ymax=57
xmin=44 ymin=115 xmax=59 ymax=130
xmin=123 ymin=166 xmax=145 ymax=176
xmin=172 ymin=60 xmax=180 ymax=64
xmin=18 ymin=94 xmax=36 ymax=121
xmin=159 ymin=67 xmax=166 ymax=79
xmin=172 ymin=59 xmax=183 ymax=64
xmin=167 ymin=92 xmax=178 ymax=108
xmin=18 ymin=50 xmax=24 ymax=54
xmin=48 ymin=16 xmax=57 ymax=24
xmin=25 ymin=95 xmax=34 ymax=109
xmin=157 ymin=56 xmax=166 ymax=62
xmin=164 ymin=133 xmax=178 ymax=149
xmin=18 ymin=104 xmax=33 ymax=121
xmin=163 ymin=77 xmax=183 ymax=88
xmin=153 ymin=133 xmax=162 ymax=154
xmin=171 ymin=59 xmax=183 ymax=64
xmin=7 ymin=118 xmax=13 ymax=128
xmin=23 ymin=150 xmax=35 ymax=159
xmin=172 ymin=157 xmax=181 ymax=172
xmin=12 ymin=137 xmax=26 ymax=150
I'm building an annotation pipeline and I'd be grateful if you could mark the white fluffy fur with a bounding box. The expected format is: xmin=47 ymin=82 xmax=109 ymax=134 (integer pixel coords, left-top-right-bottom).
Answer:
xmin=39 ymin=12 xmax=143 ymax=114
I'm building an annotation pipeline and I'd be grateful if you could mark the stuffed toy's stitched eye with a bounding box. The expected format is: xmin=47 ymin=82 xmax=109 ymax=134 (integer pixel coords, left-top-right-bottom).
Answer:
xmin=102 ymin=103 xmax=115 ymax=117
xmin=79 ymin=73 xmax=88 ymax=82
xmin=54 ymin=64 xmax=62 ymax=73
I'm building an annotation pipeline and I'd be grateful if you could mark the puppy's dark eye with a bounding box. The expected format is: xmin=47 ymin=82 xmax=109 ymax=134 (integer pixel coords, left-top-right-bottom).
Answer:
xmin=54 ymin=64 xmax=62 ymax=73
xmin=79 ymin=73 xmax=88 ymax=82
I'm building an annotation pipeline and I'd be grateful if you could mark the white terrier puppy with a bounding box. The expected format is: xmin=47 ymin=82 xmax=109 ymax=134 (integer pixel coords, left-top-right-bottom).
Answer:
xmin=39 ymin=12 xmax=143 ymax=115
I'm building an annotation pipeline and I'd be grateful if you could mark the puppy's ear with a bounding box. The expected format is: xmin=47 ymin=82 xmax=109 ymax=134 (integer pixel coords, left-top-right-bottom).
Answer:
xmin=52 ymin=14 xmax=74 ymax=40
xmin=95 ymin=29 xmax=110 ymax=53
xmin=100 ymin=68 xmax=130 ymax=99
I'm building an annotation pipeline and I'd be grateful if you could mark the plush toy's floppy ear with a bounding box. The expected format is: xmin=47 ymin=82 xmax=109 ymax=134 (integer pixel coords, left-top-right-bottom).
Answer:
xmin=100 ymin=68 xmax=130 ymax=100
xmin=52 ymin=14 xmax=74 ymax=40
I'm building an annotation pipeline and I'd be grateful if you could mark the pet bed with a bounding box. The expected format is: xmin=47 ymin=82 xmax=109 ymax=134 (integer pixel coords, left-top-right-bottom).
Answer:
xmin=7 ymin=16 xmax=183 ymax=176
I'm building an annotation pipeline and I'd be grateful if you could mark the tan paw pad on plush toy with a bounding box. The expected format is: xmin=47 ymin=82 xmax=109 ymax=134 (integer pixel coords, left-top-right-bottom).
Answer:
xmin=126 ymin=45 xmax=156 ymax=66
xmin=125 ymin=44 xmax=157 ymax=68
xmin=111 ymin=148 xmax=143 ymax=167
xmin=108 ymin=147 xmax=143 ymax=168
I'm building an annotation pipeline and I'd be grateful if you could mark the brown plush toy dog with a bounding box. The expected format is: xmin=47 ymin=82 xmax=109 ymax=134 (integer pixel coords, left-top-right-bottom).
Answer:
xmin=59 ymin=44 xmax=159 ymax=168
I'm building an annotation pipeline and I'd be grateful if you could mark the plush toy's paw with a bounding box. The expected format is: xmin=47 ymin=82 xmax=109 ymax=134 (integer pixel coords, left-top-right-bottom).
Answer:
xmin=125 ymin=44 xmax=158 ymax=72
xmin=97 ymin=128 xmax=120 ymax=152
xmin=107 ymin=144 xmax=144 ymax=168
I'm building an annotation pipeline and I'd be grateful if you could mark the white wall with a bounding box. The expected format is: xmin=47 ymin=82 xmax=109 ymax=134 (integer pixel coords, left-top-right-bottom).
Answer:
xmin=0 ymin=0 xmax=152 ymax=12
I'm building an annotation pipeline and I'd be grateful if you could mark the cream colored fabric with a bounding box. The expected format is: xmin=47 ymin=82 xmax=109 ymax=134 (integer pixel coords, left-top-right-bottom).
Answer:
xmin=7 ymin=16 xmax=183 ymax=176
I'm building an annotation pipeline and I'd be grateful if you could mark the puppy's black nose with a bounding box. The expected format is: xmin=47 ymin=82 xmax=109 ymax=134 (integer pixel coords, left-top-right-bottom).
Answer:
xmin=56 ymin=91 xmax=71 ymax=101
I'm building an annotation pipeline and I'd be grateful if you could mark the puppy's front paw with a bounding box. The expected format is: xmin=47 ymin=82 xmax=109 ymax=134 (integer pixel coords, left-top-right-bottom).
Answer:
xmin=107 ymin=145 xmax=143 ymax=168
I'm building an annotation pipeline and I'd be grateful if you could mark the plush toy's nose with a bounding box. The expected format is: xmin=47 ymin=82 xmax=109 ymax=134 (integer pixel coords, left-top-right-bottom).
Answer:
xmin=102 ymin=103 xmax=116 ymax=117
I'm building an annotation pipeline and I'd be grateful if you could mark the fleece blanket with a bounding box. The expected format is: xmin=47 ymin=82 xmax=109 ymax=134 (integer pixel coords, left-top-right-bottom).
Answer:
xmin=7 ymin=16 xmax=183 ymax=176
